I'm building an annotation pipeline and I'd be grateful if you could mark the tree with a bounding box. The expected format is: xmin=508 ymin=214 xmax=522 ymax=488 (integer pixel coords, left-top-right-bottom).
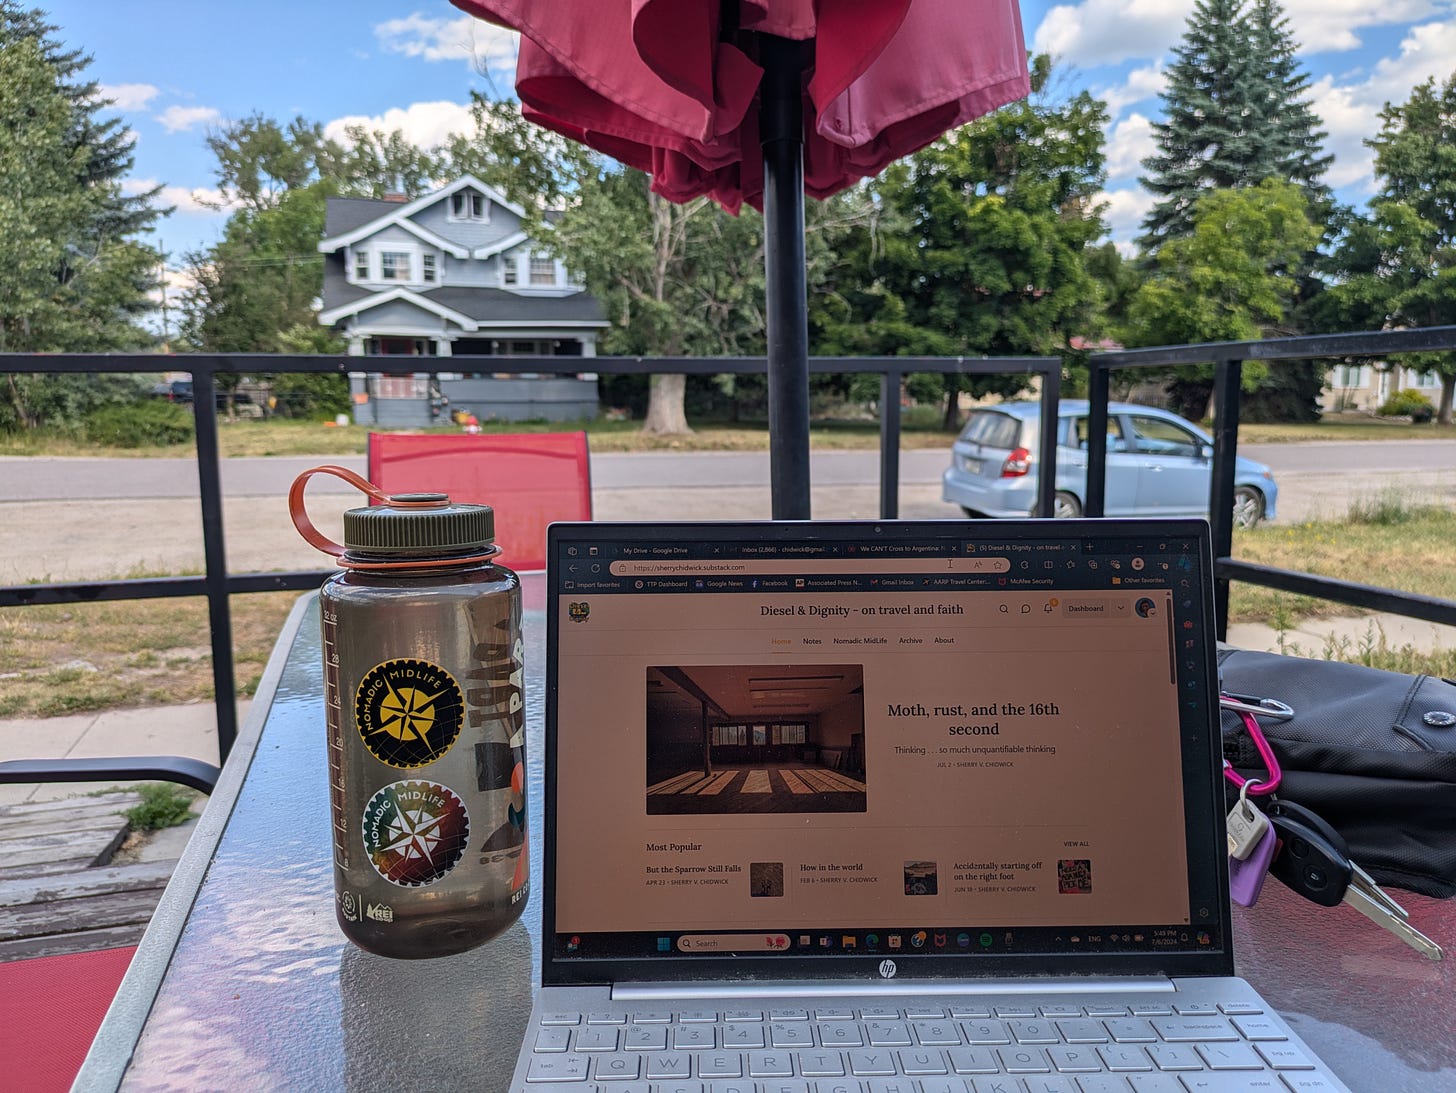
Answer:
xmin=866 ymin=53 xmax=1108 ymax=427
xmin=1323 ymin=74 xmax=1456 ymax=423
xmin=1128 ymin=180 xmax=1320 ymax=418
xmin=1139 ymin=0 xmax=1330 ymax=250
xmin=0 ymin=5 xmax=164 ymax=428
xmin=550 ymin=162 xmax=769 ymax=434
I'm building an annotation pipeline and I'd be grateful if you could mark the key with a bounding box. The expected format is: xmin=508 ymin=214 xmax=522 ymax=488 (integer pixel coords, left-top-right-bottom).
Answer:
xmin=1267 ymin=799 xmax=1445 ymax=960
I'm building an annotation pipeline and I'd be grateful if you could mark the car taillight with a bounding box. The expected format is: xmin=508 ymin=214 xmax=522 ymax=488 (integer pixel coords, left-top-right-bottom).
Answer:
xmin=1001 ymin=447 xmax=1031 ymax=477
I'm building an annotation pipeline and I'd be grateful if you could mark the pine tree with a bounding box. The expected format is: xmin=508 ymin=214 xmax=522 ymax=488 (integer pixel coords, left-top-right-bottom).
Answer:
xmin=1138 ymin=0 xmax=1330 ymax=250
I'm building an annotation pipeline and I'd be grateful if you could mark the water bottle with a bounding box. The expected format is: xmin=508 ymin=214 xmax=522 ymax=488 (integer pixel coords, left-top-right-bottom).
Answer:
xmin=290 ymin=465 xmax=527 ymax=958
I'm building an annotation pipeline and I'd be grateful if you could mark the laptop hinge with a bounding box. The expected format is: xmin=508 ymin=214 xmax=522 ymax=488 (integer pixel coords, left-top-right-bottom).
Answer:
xmin=613 ymin=977 xmax=1175 ymax=1001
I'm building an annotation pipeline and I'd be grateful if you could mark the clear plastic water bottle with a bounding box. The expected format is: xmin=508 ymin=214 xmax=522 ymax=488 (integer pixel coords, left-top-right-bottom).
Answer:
xmin=291 ymin=466 xmax=527 ymax=958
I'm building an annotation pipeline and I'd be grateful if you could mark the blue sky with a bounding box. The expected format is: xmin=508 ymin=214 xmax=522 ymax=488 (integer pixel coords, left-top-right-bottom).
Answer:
xmin=39 ymin=0 xmax=1456 ymax=274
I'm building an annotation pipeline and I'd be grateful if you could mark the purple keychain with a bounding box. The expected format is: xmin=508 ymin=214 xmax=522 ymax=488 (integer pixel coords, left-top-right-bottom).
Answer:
xmin=1229 ymin=824 xmax=1277 ymax=907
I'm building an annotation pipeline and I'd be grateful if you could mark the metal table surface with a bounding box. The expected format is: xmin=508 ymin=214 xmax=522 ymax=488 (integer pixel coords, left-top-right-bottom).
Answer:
xmin=78 ymin=583 xmax=1456 ymax=1091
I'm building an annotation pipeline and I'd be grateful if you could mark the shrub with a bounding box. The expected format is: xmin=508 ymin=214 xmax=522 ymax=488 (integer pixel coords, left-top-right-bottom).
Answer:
xmin=83 ymin=401 xmax=194 ymax=447
xmin=125 ymin=782 xmax=198 ymax=831
xmin=1377 ymin=389 xmax=1435 ymax=422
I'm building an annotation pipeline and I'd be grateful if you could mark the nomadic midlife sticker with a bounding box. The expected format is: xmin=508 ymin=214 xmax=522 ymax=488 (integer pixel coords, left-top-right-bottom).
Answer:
xmin=354 ymin=658 xmax=464 ymax=767
xmin=361 ymin=780 xmax=471 ymax=887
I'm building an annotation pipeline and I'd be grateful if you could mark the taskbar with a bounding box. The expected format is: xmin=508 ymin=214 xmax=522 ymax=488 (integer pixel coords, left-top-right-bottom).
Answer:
xmin=553 ymin=923 xmax=1217 ymax=961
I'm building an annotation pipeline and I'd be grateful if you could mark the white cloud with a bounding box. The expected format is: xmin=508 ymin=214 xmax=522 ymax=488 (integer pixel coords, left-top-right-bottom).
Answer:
xmin=156 ymin=105 xmax=222 ymax=133
xmin=1032 ymin=0 xmax=1441 ymax=67
xmin=1105 ymin=112 xmax=1156 ymax=182
xmin=1309 ymin=16 xmax=1456 ymax=190
xmin=376 ymin=13 xmax=517 ymax=70
xmin=324 ymin=101 xmax=476 ymax=150
xmin=1098 ymin=64 xmax=1166 ymax=114
xmin=1033 ymin=1 xmax=1192 ymax=68
xmin=100 ymin=83 xmax=159 ymax=110
xmin=1099 ymin=186 xmax=1155 ymax=251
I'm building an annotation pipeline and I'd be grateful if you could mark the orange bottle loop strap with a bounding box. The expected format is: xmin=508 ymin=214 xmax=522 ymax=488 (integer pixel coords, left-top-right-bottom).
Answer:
xmin=288 ymin=464 xmax=497 ymax=569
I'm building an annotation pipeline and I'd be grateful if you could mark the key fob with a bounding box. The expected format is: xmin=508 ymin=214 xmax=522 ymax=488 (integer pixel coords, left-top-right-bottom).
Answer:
xmin=1265 ymin=798 xmax=1350 ymax=858
xmin=1267 ymin=812 xmax=1350 ymax=907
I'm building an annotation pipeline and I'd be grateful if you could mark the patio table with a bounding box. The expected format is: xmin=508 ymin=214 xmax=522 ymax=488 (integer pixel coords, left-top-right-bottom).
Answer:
xmin=77 ymin=579 xmax=1456 ymax=1091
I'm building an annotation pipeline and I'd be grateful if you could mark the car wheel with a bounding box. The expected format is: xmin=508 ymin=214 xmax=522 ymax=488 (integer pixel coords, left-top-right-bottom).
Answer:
xmin=1053 ymin=491 xmax=1082 ymax=519
xmin=1232 ymin=486 xmax=1264 ymax=529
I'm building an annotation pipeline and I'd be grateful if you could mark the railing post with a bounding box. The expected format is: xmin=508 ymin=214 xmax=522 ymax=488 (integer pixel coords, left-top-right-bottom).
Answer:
xmin=191 ymin=362 xmax=238 ymax=760
xmin=1035 ymin=366 xmax=1061 ymax=517
xmin=1210 ymin=359 xmax=1243 ymax=640
xmin=1084 ymin=364 xmax=1110 ymax=518
xmin=879 ymin=368 xmax=902 ymax=519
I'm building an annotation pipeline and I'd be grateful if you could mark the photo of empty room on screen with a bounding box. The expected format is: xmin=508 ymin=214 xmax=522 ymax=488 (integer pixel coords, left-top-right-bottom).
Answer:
xmin=645 ymin=664 xmax=867 ymax=814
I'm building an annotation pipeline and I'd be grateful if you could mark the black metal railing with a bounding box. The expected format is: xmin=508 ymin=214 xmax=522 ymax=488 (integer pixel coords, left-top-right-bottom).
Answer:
xmin=0 ymin=351 xmax=1060 ymax=763
xmin=1085 ymin=326 xmax=1456 ymax=639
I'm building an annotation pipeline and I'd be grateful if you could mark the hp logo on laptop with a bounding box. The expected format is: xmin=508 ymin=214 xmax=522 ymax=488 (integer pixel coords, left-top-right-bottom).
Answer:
xmin=878 ymin=959 xmax=897 ymax=979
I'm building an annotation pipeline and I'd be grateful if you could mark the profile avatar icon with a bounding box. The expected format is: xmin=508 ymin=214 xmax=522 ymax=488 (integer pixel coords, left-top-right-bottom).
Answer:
xmin=568 ymin=601 xmax=591 ymax=623
xmin=1134 ymin=597 xmax=1158 ymax=619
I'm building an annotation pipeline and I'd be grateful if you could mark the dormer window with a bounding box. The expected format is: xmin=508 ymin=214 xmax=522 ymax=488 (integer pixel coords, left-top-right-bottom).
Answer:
xmin=354 ymin=249 xmax=369 ymax=281
xmin=380 ymin=251 xmax=411 ymax=281
xmin=503 ymin=255 xmax=518 ymax=285
xmin=450 ymin=189 xmax=486 ymax=221
xmin=529 ymin=254 xmax=556 ymax=286
xmin=422 ymin=253 xmax=437 ymax=284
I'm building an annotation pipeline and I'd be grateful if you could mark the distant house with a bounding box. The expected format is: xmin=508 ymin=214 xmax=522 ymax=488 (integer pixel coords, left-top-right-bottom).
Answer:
xmin=1322 ymin=361 xmax=1443 ymax=415
xmin=317 ymin=175 xmax=609 ymax=425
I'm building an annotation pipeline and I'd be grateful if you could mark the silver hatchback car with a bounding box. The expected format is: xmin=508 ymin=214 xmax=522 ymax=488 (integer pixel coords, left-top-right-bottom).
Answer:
xmin=942 ymin=400 xmax=1278 ymax=527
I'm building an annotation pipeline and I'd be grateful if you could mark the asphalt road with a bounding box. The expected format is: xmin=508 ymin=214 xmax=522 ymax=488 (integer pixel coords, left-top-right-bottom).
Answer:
xmin=3 ymin=440 xmax=1455 ymax=500
xmin=1 ymin=441 xmax=1453 ymax=584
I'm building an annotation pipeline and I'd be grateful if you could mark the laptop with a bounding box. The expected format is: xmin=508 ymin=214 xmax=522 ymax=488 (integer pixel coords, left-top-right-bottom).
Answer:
xmin=513 ymin=518 xmax=1346 ymax=1092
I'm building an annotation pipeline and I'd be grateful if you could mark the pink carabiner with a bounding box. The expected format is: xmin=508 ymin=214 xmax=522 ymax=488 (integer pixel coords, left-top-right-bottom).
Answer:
xmin=1223 ymin=708 xmax=1281 ymax=796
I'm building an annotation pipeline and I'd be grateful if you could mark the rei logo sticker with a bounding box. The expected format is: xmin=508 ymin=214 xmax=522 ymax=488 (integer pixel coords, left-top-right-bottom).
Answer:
xmin=355 ymin=659 xmax=464 ymax=767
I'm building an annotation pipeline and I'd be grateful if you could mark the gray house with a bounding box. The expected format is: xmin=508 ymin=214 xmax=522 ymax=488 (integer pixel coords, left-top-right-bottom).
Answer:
xmin=317 ymin=175 xmax=608 ymax=425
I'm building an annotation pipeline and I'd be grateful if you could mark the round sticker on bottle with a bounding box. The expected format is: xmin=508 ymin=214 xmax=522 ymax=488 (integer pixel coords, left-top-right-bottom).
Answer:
xmin=354 ymin=658 xmax=464 ymax=767
xmin=361 ymin=780 xmax=471 ymax=887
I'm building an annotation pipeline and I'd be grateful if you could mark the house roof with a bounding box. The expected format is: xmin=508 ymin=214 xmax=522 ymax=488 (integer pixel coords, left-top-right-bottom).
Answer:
xmin=318 ymin=174 xmax=525 ymax=254
xmin=319 ymin=270 xmax=606 ymax=329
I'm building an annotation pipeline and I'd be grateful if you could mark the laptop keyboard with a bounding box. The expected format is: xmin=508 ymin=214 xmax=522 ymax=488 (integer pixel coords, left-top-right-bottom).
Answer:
xmin=521 ymin=1002 xmax=1335 ymax=1091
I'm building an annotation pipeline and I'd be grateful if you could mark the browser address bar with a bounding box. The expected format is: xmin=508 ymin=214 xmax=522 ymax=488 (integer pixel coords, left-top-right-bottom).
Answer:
xmin=608 ymin=558 xmax=1010 ymax=575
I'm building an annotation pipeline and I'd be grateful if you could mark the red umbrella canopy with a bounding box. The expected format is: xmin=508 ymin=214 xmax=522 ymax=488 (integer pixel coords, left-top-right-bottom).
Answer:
xmin=450 ymin=0 xmax=1030 ymax=213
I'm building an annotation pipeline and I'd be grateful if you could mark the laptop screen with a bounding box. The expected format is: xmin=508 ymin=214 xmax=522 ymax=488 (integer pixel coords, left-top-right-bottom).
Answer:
xmin=544 ymin=519 xmax=1232 ymax=984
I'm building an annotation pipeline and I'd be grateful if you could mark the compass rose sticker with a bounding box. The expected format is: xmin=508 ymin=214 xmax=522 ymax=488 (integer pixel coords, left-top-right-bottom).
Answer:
xmin=361 ymin=780 xmax=471 ymax=887
xmin=355 ymin=659 xmax=464 ymax=768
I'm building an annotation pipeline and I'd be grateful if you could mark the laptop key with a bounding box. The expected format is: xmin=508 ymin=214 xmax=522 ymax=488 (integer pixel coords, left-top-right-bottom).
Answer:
xmin=905 ymin=1006 xmax=948 ymax=1020
xmin=1055 ymin=1019 xmax=1109 ymax=1044
xmin=542 ymin=1013 xmax=583 ymax=1026
xmin=748 ymin=1051 xmax=797 ymax=1078
xmin=848 ymin=1050 xmax=897 ymax=1076
xmin=819 ymin=1022 xmax=866 ymax=1047
xmin=1125 ymin=1077 xmax=1185 ymax=1093
xmin=673 ymin=1025 xmax=717 ymax=1050
xmin=1232 ymin=1016 xmax=1287 ymax=1041
xmin=1196 ymin=1042 xmax=1264 ymax=1071
xmin=950 ymin=1006 xmax=993 ymax=1020
xmin=679 ymin=1011 xmax=719 ymax=1023
xmin=946 ymin=1047 xmax=999 ymax=1074
xmin=770 ymin=1009 xmax=810 ymax=1021
xmin=1103 ymin=1018 xmax=1157 ymax=1043
xmin=1145 ymin=1043 xmax=1202 ymax=1071
xmin=1008 ymin=1020 xmax=1058 ymax=1045
xmin=995 ymin=1046 xmax=1050 ymax=1074
xmin=707 ymin=1083 xmax=754 ymax=1093
xmin=1019 ymin=1079 xmax=1078 ymax=1093
xmin=884 ymin=1081 xmax=942 ymax=1093
xmin=644 ymin=1052 xmax=692 ymax=1079
xmin=1086 ymin=1006 xmax=1128 ymax=1018
xmin=624 ymin=1025 xmax=668 ymax=1051
xmin=535 ymin=1028 xmax=573 ymax=1053
xmin=1150 ymin=1018 xmax=1238 ymax=1043
xmin=914 ymin=1021 xmax=963 ymax=1046
xmin=588 ymin=1013 xmax=628 ymax=1024
xmin=1180 ymin=1076 xmax=1285 ymax=1091
xmin=698 ymin=1053 xmax=745 ymax=1078
xmin=860 ymin=1008 xmax=902 ymax=1020
xmin=811 ymin=1083 xmax=860 ymax=1093
xmin=724 ymin=1010 xmax=763 ymax=1023
xmin=898 ymin=1049 xmax=948 ymax=1076
xmin=815 ymin=1008 xmax=855 ymax=1021
xmin=1255 ymin=1043 xmax=1316 ymax=1071
xmin=962 ymin=1019 xmax=1011 ymax=1045
xmin=723 ymin=1023 xmax=767 ymax=1049
xmin=575 ymin=1027 xmax=620 ymax=1051
xmin=653 ymin=1084 xmax=703 ymax=1093
xmin=1046 ymin=1045 xmax=1101 ymax=1073
xmin=1173 ymin=1002 xmax=1219 ymax=1016
xmin=772 ymin=1022 xmax=816 ymax=1047
xmin=526 ymin=1054 xmax=590 ymax=1082
xmin=632 ymin=1011 xmax=672 ymax=1024
xmin=757 ymin=1084 xmax=808 ymax=1093
xmin=1040 ymin=1005 xmax=1083 ymax=1019
xmin=866 ymin=1021 xmax=913 ymax=1046
xmin=800 ymin=1051 xmax=848 ymax=1078
xmin=590 ymin=1055 xmax=641 ymax=1081
xmin=1096 ymin=1044 xmax=1153 ymax=1072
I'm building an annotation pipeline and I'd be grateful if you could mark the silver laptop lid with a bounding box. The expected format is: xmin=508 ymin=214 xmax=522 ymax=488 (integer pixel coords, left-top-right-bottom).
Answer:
xmin=543 ymin=519 xmax=1231 ymax=986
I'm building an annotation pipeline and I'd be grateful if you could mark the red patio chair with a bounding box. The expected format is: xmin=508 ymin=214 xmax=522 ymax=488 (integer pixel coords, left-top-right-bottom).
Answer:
xmin=367 ymin=431 xmax=593 ymax=572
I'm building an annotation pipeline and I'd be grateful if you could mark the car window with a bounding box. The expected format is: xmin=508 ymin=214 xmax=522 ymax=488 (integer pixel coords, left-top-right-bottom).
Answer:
xmin=958 ymin=411 xmax=1021 ymax=449
xmin=1068 ymin=415 xmax=1126 ymax=451
xmin=1129 ymin=415 xmax=1201 ymax=458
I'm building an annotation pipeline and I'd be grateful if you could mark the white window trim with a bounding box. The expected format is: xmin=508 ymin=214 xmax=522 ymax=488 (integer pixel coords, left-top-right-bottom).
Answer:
xmin=502 ymin=252 xmax=520 ymax=287
xmin=421 ymin=252 xmax=438 ymax=285
xmin=352 ymin=247 xmax=370 ymax=283
xmin=528 ymin=253 xmax=558 ymax=287
xmin=448 ymin=189 xmax=489 ymax=223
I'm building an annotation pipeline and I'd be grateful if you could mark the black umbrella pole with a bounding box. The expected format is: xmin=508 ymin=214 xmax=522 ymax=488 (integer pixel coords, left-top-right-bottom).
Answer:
xmin=760 ymin=35 xmax=811 ymax=520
